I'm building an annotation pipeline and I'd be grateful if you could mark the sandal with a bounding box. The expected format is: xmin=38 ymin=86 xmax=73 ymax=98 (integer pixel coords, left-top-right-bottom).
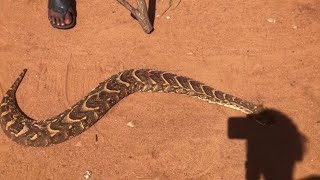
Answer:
xmin=48 ymin=0 xmax=77 ymax=29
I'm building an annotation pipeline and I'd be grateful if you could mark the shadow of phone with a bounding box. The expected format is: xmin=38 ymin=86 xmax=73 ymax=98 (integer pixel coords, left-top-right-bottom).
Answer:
xmin=228 ymin=108 xmax=306 ymax=180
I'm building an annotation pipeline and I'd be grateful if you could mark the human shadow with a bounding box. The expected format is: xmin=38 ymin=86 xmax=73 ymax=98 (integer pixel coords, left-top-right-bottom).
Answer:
xmin=228 ymin=108 xmax=307 ymax=180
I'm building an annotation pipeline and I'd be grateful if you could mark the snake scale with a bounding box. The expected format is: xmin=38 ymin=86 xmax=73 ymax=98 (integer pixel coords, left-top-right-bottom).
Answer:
xmin=0 ymin=69 xmax=266 ymax=147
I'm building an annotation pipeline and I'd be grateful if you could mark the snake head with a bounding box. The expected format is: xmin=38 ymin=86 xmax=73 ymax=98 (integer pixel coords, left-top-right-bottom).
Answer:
xmin=248 ymin=107 xmax=278 ymax=126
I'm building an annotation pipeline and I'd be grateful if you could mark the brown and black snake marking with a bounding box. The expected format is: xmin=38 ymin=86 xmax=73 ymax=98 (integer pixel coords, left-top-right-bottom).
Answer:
xmin=0 ymin=69 xmax=265 ymax=147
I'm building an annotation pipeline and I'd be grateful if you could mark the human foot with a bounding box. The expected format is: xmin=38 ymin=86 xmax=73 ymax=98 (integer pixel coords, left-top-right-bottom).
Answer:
xmin=48 ymin=0 xmax=77 ymax=29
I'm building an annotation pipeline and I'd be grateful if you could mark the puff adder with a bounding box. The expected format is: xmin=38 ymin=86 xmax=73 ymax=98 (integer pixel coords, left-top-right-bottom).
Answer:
xmin=0 ymin=69 xmax=265 ymax=147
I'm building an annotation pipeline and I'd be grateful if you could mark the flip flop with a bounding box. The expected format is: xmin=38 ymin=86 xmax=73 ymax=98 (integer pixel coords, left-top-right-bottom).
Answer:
xmin=48 ymin=0 xmax=77 ymax=29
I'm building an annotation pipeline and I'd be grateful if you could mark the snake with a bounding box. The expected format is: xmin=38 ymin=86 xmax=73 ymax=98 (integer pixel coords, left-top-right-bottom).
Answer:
xmin=0 ymin=69 xmax=268 ymax=147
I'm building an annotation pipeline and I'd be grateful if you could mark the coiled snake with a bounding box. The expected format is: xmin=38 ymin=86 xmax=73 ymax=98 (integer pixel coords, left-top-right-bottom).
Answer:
xmin=1 ymin=69 xmax=267 ymax=147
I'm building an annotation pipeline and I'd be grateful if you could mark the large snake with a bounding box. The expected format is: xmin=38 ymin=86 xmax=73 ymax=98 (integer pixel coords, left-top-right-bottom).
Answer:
xmin=0 ymin=69 xmax=267 ymax=147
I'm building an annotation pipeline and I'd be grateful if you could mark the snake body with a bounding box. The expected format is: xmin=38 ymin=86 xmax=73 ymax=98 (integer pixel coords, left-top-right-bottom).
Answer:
xmin=0 ymin=69 xmax=264 ymax=147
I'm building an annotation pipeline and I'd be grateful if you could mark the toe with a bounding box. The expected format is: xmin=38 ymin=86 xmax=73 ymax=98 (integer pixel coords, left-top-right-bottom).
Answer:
xmin=64 ymin=12 xmax=73 ymax=25
xmin=56 ymin=18 xmax=61 ymax=26
xmin=48 ymin=9 xmax=56 ymax=23
xmin=51 ymin=17 xmax=56 ymax=25
xmin=60 ymin=18 xmax=65 ymax=26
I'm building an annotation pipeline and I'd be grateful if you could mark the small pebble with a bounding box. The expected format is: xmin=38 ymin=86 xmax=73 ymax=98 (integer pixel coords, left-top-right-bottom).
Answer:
xmin=292 ymin=25 xmax=298 ymax=29
xmin=83 ymin=170 xmax=92 ymax=179
xmin=75 ymin=141 xmax=82 ymax=147
xmin=266 ymin=18 xmax=276 ymax=23
xmin=127 ymin=121 xmax=135 ymax=128
xmin=166 ymin=16 xmax=171 ymax=20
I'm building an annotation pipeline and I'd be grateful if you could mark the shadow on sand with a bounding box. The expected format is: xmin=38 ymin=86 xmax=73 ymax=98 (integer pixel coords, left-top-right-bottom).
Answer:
xmin=228 ymin=108 xmax=319 ymax=180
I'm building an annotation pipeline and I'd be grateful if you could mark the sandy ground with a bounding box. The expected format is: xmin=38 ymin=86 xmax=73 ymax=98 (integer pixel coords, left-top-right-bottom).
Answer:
xmin=0 ymin=0 xmax=320 ymax=179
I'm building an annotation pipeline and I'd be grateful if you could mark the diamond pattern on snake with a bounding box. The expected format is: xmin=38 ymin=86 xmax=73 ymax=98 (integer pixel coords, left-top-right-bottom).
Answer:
xmin=0 ymin=69 xmax=266 ymax=147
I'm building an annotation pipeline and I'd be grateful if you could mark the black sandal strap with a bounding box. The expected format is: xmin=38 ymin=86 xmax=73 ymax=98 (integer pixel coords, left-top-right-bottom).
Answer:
xmin=48 ymin=0 xmax=74 ymax=15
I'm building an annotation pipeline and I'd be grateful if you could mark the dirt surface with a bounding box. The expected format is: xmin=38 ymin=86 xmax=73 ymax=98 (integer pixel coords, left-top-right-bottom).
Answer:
xmin=0 ymin=0 xmax=320 ymax=179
